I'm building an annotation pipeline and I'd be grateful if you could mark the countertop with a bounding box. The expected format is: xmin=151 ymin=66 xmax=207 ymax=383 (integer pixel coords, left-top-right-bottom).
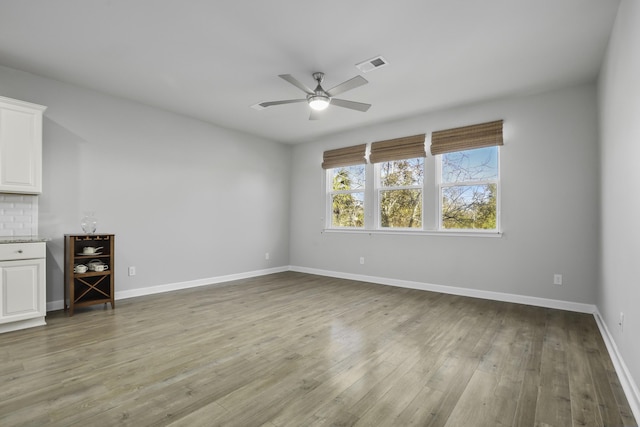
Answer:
xmin=0 ymin=236 xmax=49 ymax=244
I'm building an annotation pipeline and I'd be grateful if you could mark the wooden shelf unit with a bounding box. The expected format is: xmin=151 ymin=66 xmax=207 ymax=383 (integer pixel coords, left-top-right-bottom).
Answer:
xmin=64 ymin=234 xmax=115 ymax=316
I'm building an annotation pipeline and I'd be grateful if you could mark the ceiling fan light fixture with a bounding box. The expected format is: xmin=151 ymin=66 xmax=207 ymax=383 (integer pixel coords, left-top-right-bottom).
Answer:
xmin=308 ymin=95 xmax=330 ymax=111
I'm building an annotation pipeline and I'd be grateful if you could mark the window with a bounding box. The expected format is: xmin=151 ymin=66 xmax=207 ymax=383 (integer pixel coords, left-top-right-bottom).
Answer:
xmin=370 ymin=134 xmax=427 ymax=229
xmin=322 ymin=120 xmax=503 ymax=234
xmin=377 ymin=158 xmax=424 ymax=228
xmin=439 ymin=146 xmax=499 ymax=230
xmin=322 ymin=143 xmax=367 ymax=228
xmin=432 ymin=120 xmax=502 ymax=231
xmin=328 ymin=165 xmax=365 ymax=228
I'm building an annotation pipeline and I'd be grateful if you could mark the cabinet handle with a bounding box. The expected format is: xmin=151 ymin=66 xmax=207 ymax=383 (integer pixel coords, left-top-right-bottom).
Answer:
xmin=17 ymin=250 xmax=23 ymax=253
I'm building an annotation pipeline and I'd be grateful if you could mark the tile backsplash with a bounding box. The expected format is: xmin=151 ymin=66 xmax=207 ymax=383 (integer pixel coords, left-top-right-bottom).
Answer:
xmin=0 ymin=194 xmax=38 ymax=237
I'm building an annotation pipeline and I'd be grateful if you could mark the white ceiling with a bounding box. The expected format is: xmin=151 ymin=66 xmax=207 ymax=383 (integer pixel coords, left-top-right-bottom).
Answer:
xmin=0 ymin=0 xmax=620 ymax=144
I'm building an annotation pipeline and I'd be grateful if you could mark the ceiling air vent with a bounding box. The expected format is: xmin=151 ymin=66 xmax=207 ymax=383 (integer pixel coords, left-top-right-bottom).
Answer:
xmin=355 ymin=56 xmax=389 ymax=73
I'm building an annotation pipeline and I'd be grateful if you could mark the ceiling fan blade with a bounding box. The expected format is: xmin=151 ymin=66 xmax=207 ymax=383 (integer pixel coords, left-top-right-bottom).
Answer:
xmin=259 ymin=99 xmax=307 ymax=108
xmin=279 ymin=74 xmax=314 ymax=94
xmin=330 ymin=98 xmax=371 ymax=112
xmin=326 ymin=75 xmax=368 ymax=97
xmin=309 ymin=109 xmax=323 ymax=120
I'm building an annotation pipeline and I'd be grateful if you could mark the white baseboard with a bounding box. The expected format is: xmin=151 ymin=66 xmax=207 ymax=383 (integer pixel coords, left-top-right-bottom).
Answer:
xmin=290 ymin=265 xmax=597 ymax=313
xmin=46 ymin=266 xmax=289 ymax=312
xmin=593 ymin=311 xmax=640 ymax=422
xmin=115 ymin=266 xmax=289 ymax=301
xmin=47 ymin=300 xmax=64 ymax=312
xmin=48 ymin=265 xmax=594 ymax=314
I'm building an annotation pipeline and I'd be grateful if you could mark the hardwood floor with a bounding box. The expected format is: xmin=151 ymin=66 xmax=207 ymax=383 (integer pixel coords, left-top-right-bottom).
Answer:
xmin=0 ymin=272 xmax=636 ymax=426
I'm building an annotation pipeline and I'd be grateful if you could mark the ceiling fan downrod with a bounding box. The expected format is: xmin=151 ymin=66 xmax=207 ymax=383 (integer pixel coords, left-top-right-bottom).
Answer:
xmin=308 ymin=72 xmax=330 ymax=110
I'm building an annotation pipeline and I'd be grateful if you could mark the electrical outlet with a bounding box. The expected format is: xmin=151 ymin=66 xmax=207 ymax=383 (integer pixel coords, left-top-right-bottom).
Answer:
xmin=128 ymin=266 xmax=136 ymax=276
xmin=359 ymin=257 xmax=365 ymax=265
xmin=265 ymin=252 xmax=270 ymax=260
xmin=553 ymin=274 xmax=562 ymax=285
xmin=619 ymin=312 xmax=624 ymax=331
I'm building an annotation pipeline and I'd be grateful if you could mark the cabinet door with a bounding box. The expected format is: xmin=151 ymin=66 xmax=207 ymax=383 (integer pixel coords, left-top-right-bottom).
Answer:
xmin=0 ymin=259 xmax=45 ymax=323
xmin=0 ymin=97 xmax=46 ymax=194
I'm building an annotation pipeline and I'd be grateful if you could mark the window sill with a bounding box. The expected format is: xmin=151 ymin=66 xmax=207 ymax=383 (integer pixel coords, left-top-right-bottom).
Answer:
xmin=321 ymin=228 xmax=503 ymax=238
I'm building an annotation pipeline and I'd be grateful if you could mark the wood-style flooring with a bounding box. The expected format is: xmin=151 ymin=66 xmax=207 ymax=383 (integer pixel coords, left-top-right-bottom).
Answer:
xmin=0 ymin=272 xmax=636 ymax=426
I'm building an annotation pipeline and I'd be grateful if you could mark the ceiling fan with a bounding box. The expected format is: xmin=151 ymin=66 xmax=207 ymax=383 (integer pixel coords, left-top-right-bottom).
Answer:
xmin=258 ymin=72 xmax=371 ymax=120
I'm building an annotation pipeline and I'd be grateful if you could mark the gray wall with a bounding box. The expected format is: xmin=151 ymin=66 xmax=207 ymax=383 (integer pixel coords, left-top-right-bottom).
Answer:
xmin=0 ymin=65 xmax=291 ymax=305
xmin=0 ymin=66 xmax=603 ymax=311
xmin=598 ymin=0 xmax=640 ymax=396
xmin=290 ymin=84 xmax=600 ymax=304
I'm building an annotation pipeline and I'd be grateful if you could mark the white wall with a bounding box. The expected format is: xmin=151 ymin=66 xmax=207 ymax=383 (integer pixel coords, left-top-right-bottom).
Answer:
xmin=290 ymin=84 xmax=600 ymax=304
xmin=598 ymin=0 xmax=640 ymax=400
xmin=0 ymin=65 xmax=291 ymax=305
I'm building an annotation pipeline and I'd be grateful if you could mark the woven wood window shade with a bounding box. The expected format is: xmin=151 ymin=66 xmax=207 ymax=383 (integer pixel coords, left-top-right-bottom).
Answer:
xmin=369 ymin=134 xmax=426 ymax=163
xmin=321 ymin=144 xmax=367 ymax=169
xmin=430 ymin=120 xmax=504 ymax=155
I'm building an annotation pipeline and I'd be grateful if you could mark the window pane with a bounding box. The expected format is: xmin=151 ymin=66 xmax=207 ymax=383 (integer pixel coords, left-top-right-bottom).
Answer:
xmin=380 ymin=158 xmax=424 ymax=187
xmin=332 ymin=192 xmax=364 ymax=227
xmin=442 ymin=147 xmax=497 ymax=184
xmin=332 ymin=165 xmax=365 ymax=190
xmin=442 ymin=184 xmax=496 ymax=229
xmin=380 ymin=189 xmax=422 ymax=228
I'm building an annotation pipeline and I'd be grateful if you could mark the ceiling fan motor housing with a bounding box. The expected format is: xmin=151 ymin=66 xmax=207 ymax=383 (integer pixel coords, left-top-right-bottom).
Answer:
xmin=308 ymin=72 xmax=330 ymax=110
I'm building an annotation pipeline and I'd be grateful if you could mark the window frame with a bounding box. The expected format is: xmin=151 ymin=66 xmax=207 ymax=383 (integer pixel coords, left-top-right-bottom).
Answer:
xmin=436 ymin=146 xmax=501 ymax=232
xmin=325 ymin=165 xmax=366 ymax=230
xmin=374 ymin=158 xmax=425 ymax=230
xmin=323 ymin=152 xmax=501 ymax=235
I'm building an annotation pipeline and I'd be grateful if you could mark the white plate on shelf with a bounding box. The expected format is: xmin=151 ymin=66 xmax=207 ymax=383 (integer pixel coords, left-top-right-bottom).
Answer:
xmin=78 ymin=252 xmax=103 ymax=256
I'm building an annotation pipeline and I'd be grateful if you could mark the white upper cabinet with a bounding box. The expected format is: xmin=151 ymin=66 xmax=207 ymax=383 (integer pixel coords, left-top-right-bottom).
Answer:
xmin=0 ymin=96 xmax=47 ymax=194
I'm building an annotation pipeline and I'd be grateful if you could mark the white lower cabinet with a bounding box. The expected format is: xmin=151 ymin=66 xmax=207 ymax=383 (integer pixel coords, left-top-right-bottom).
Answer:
xmin=0 ymin=242 xmax=46 ymax=333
